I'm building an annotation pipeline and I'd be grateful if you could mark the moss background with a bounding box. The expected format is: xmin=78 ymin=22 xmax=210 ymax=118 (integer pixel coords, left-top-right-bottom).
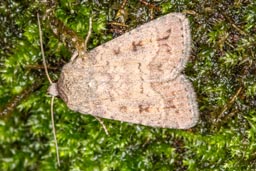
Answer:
xmin=0 ymin=0 xmax=256 ymax=170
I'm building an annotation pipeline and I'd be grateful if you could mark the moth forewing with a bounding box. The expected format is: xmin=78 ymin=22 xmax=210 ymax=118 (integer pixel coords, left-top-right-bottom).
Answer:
xmin=56 ymin=13 xmax=199 ymax=129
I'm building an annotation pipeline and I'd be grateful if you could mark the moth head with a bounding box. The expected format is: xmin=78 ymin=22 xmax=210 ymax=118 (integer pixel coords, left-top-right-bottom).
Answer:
xmin=48 ymin=83 xmax=59 ymax=97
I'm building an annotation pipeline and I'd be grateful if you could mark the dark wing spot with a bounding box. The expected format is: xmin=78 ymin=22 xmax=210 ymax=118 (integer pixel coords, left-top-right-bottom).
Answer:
xmin=139 ymin=104 xmax=150 ymax=113
xmin=132 ymin=40 xmax=143 ymax=51
xmin=166 ymin=28 xmax=172 ymax=33
xmin=149 ymin=63 xmax=164 ymax=72
xmin=157 ymin=35 xmax=170 ymax=41
xmin=120 ymin=106 xmax=127 ymax=113
xmin=165 ymin=99 xmax=176 ymax=109
xmin=113 ymin=47 xmax=121 ymax=55
xmin=163 ymin=43 xmax=172 ymax=54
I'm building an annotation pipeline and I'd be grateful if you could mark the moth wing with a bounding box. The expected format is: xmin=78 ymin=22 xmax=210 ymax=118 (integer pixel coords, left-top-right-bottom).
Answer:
xmin=57 ymin=13 xmax=198 ymax=129
xmin=89 ymin=13 xmax=191 ymax=81
xmin=90 ymin=74 xmax=198 ymax=129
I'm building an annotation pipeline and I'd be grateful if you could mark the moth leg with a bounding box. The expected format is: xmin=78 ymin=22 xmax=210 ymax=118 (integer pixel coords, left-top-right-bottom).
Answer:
xmin=70 ymin=51 xmax=79 ymax=62
xmin=94 ymin=116 xmax=109 ymax=135
xmin=70 ymin=17 xmax=92 ymax=62
xmin=84 ymin=17 xmax=92 ymax=51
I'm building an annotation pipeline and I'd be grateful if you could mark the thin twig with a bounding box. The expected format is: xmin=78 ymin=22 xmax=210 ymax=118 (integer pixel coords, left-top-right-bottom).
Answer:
xmin=218 ymin=86 xmax=243 ymax=120
xmin=25 ymin=64 xmax=58 ymax=70
xmin=0 ymin=81 xmax=42 ymax=116
xmin=139 ymin=0 xmax=160 ymax=11
xmin=108 ymin=22 xmax=129 ymax=27
xmin=121 ymin=0 xmax=128 ymax=9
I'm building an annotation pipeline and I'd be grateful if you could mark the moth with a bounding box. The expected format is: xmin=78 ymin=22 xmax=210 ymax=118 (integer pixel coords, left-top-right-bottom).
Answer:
xmin=49 ymin=13 xmax=199 ymax=129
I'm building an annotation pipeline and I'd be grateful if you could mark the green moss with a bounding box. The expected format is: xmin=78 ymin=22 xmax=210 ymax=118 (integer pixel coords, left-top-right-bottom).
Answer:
xmin=1 ymin=0 xmax=256 ymax=170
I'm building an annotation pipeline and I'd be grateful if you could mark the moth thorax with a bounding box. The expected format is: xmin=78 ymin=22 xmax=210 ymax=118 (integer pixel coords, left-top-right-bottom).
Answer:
xmin=48 ymin=83 xmax=59 ymax=97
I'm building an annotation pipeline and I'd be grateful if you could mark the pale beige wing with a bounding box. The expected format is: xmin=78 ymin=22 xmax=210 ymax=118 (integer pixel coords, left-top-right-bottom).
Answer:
xmin=89 ymin=13 xmax=191 ymax=82
xmin=89 ymin=74 xmax=198 ymax=129
xmin=57 ymin=13 xmax=198 ymax=129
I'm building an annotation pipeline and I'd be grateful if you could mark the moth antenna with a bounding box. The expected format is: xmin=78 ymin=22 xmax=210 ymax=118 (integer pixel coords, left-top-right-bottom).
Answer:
xmin=84 ymin=17 xmax=92 ymax=51
xmin=94 ymin=116 xmax=109 ymax=135
xmin=37 ymin=13 xmax=60 ymax=166
xmin=50 ymin=96 xmax=60 ymax=166
xmin=37 ymin=13 xmax=53 ymax=84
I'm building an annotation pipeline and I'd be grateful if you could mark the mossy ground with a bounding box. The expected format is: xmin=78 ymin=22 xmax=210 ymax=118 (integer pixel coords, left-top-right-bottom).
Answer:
xmin=0 ymin=0 xmax=256 ymax=170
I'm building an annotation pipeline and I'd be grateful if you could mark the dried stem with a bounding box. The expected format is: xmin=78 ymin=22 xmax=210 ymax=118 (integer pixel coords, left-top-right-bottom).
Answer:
xmin=218 ymin=86 xmax=242 ymax=120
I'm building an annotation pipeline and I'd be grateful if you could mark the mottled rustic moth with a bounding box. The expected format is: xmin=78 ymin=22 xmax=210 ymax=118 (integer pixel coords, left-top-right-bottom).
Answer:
xmin=49 ymin=13 xmax=199 ymax=129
